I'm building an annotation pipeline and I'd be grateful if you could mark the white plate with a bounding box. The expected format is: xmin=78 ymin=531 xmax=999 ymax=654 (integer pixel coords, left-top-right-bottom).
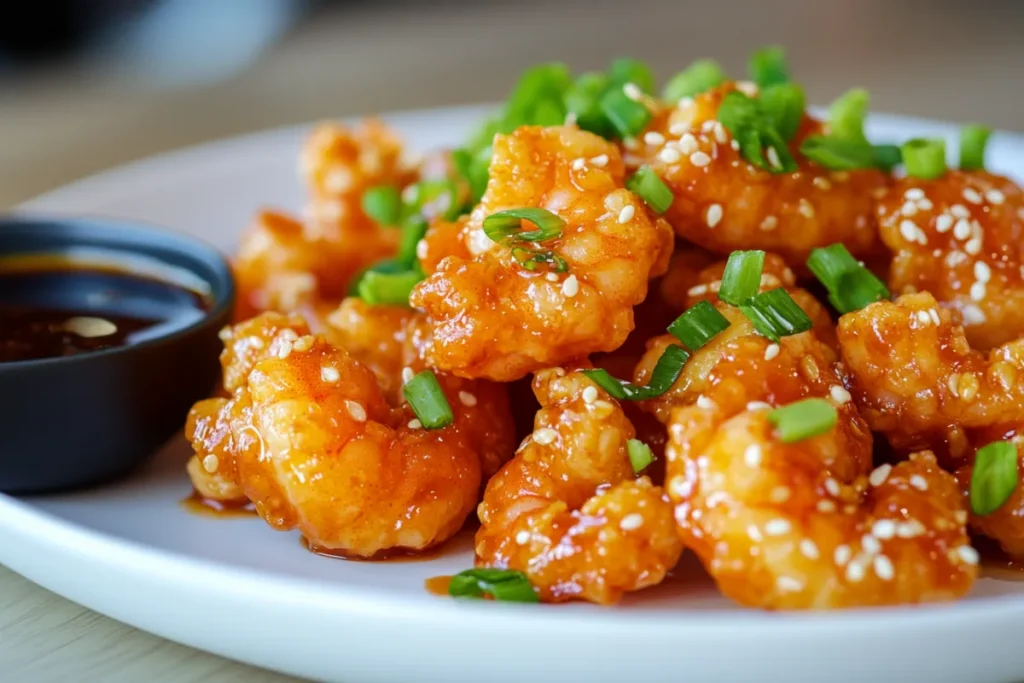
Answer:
xmin=6 ymin=105 xmax=1024 ymax=683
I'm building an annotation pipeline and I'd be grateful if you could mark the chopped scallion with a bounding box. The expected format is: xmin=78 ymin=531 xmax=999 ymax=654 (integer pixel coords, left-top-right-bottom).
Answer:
xmin=403 ymin=370 xmax=454 ymax=429
xmin=970 ymin=440 xmax=1019 ymax=516
xmin=872 ymin=144 xmax=903 ymax=172
xmin=482 ymin=208 xmax=565 ymax=244
xmin=827 ymin=88 xmax=869 ymax=144
xmin=718 ymin=250 xmax=766 ymax=306
xmin=902 ymin=138 xmax=947 ymax=180
xmin=760 ymin=83 xmax=805 ymax=141
xmin=717 ymin=91 xmax=798 ymax=173
xmin=627 ymin=438 xmax=655 ymax=474
xmin=357 ymin=269 xmax=424 ymax=306
xmin=959 ymin=125 xmax=991 ymax=172
xmin=800 ymin=136 xmax=876 ymax=170
xmin=600 ymin=87 xmax=652 ymax=138
xmin=348 ymin=258 xmax=406 ymax=297
xmin=361 ymin=185 xmax=401 ymax=226
xmin=511 ymin=246 xmax=569 ymax=273
xmin=448 ymin=568 xmax=539 ymax=602
xmin=738 ymin=288 xmax=813 ymax=341
xmin=564 ymin=72 xmax=615 ymax=138
xmin=626 ymin=166 xmax=674 ymax=214
xmin=396 ymin=215 xmax=429 ymax=269
xmin=767 ymin=398 xmax=837 ymax=443
xmin=504 ymin=63 xmax=572 ymax=130
xmin=662 ymin=59 xmax=727 ymax=101
xmin=806 ymin=243 xmax=889 ymax=313
xmin=582 ymin=345 xmax=690 ymax=401
xmin=608 ymin=58 xmax=655 ymax=94
xmin=748 ymin=45 xmax=790 ymax=88
xmin=667 ymin=300 xmax=731 ymax=351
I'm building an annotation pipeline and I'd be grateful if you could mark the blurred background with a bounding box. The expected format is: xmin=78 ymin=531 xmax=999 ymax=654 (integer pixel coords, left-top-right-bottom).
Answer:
xmin=2 ymin=0 xmax=1023 ymax=208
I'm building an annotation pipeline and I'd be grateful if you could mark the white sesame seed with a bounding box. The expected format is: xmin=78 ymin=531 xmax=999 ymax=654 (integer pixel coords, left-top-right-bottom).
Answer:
xmin=873 ymin=554 xmax=895 ymax=580
xmin=986 ymin=189 xmax=1006 ymax=205
xmin=277 ymin=340 xmax=293 ymax=359
xmin=845 ymin=559 xmax=866 ymax=582
xmin=730 ymin=139 xmax=740 ymax=151
xmin=776 ymin=576 xmax=804 ymax=592
xmin=690 ymin=151 xmax=712 ymax=167
xmin=909 ymin=474 xmax=929 ymax=491
xmin=929 ymin=308 xmax=941 ymax=325
xmin=202 ymin=454 xmax=219 ymax=473
xmin=918 ymin=198 xmax=933 ymax=211
xmin=677 ymin=96 xmax=695 ymax=109
xmin=817 ymin=500 xmax=837 ymax=513
xmin=904 ymin=188 xmax=925 ymax=200
xmin=970 ymin=282 xmax=987 ymax=301
xmin=953 ymin=218 xmax=972 ymax=240
xmin=948 ymin=374 xmax=961 ymax=397
xmin=901 ymin=201 xmax=919 ymax=216
xmin=769 ymin=486 xmax=791 ymax=503
xmin=798 ymin=199 xmax=815 ymax=218
xmin=561 ymin=274 xmax=580 ymax=298
xmin=706 ymin=203 xmax=723 ymax=228
xmin=766 ymin=147 xmax=782 ymax=169
xmin=935 ymin=214 xmax=954 ymax=233
xmin=620 ymin=513 xmax=644 ymax=531
xmin=760 ymin=215 xmax=778 ymax=231
xmin=962 ymin=187 xmax=983 ymax=204
xmin=899 ymin=219 xmax=923 ymax=244
xmin=736 ymin=80 xmax=759 ymax=97
xmin=800 ymin=539 xmax=820 ymax=559
xmin=830 ymin=385 xmax=852 ymax=404
xmin=974 ymin=261 xmax=992 ymax=282
xmin=644 ymin=131 xmax=666 ymax=145
xmin=669 ymin=122 xmax=690 ymax=137
xmin=345 ymin=400 xmax=367 ymax=422
xmin=746 ymin=401 xmax=772 ymax=411
xmin=764 ymin=343 xmax=780 ymax=361
xmin=407 ymin=418 xmax=422 ymax=429
xmin=712 ymin=122 xmax=728 ymax=144
xmin=965 ymin=237 xmax=982 ymax=255
xmin=321 ymin=366 xmax=340 ymax=383
xmin=515 ymin=530 xmax=531 ymax=545
xmin=834 ymin=544 xmax=851 ymax=566
xmin=915 ymin=310 xmax=932 ymax=326
xmin=534 ymin=427 xmax=558 ymax=445
xmin=545 ymin=272 xmax=559 ymax=282
xmin=581 ymin=386 xmax=599 ymax=405
xmin=872 ymin=519 xmax=897 ymax=539
xmin=623 ymin=82 xmax=643 ymax=101
xmin=696 ymin=395 xmax=715 ymax=410
xmin=590 ymin=154 xmax=609 ymax=168
xmin=688 ymin=284 xmax=709 ymax=296
xmin=869 ymin=463 xmax=892 ymax=487
xmin=402 ymin=367 xmax=415 ymax=384
xmin=572 ymin=157 xmax=586 ymax=171
xmin=617 ymin=205 xmax=635 ymax=224
xmin=824 ymin=478 xmax=840 ymax=497
xmin=813 ymin=176 xmax=832 ymax=190
xmin=678 ymin=133 xmax=699 ymax=154
xmin=961 ymin=303 xmax=987 ymax=325
xmin=897 ymin=520 xmax=924 ymax=538
xmin=659 ymin=147 xmax=682 ymax=164
xmin=744 ymin=444 xmax=763 ymax=467
xmin=862 ymin=534 xmax=882 ymax=555
xmin=701 ymin=120 xmax=717 ymax=133
xmin=950 ymin=204 xmax=970 ymax=219
xmin=765 ymin=519 xmax=792 ymax=536
xmin=747 ymin=524 xmax=763 ymax=541
xmin=957 ymin=545 xmax=980 ymax=565
xmin=416 ymin=239 xmax=429 ymax=260
xmin=458 ymin=391 xmax=477 ymax=407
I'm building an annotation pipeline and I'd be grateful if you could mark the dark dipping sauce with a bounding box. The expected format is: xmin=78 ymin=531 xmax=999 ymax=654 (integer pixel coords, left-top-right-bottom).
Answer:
xmin=0 ymin=257 xmax=209 ymax=363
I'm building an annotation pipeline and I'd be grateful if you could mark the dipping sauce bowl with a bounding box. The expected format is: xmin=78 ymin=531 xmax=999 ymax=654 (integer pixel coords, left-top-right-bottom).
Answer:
xmin=0 ymin=215 xmax=234 ymax=493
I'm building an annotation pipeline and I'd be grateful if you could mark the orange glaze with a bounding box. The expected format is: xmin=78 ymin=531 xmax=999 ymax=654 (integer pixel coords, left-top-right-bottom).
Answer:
xmin=425 ymin=575 xmax=454 ymax=596
xmin=181 ymin=492 xmax=255 ymax=518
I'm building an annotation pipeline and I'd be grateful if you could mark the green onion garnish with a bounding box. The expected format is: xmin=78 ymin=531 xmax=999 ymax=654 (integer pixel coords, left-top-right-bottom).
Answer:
xmin=806 ymin=243 xmax=889 ymax=313
xmin=718 ymin=250 xmax=766 ymax=306
xmin=511 ymin=246 xmax=569 ymax=273
xmin=748 ymin=45 xmax=790 ymax=88
xmin=717 ymin=91 xmax=798 ymax=174
xmin=361 ymin=185 xmax=401 ymax=226
xmin=739 ymin=288 xmax=813 ymax=341
xmin=662 ymin=59 xmax=727 ymax=101
xmin=396 ymin=215 xmax=429 ymax=269
xmin=970 ymin=440 xmax=1019 ymax=515
xmin=504 ymin=63 xmax=572 ymax=130
xmin=760 ymin=83 xmax=805 ymax=142
xmin=403 ymin=370 xmax=454 ymax=429
xmin=902 ymin=138 xmax=948 ymax=180
xmin=357 ymin=269 xmax=424 ymax=306
xmin=452 ymin=145 xmax=492 ymax=204
xmin=348 ymin=258 xmax=406 ymax=297
xmin=627 ymin=438 xmax=655 ymax=474
xmin=871 ymin=144 xmax=903 ymax=172
xmin=448 ymin=568 xmax=539 ymax=602
xmin=767 ymin=398 xmax=837 ymax=443
xmin=482 ymin=208 xmax=565 ymax=244
xmin=564 ymin=72 xmax=615 ymax=138
xmin=800 ymin=136 xmax=876 ymax=171
xmin=827 ymin=88 xmax=869 ymax=144
xmin=959 ymin=125 xmax=991 ymax=172
xmin=626 ymin=166 xmax=674 ymax=214
xmin=667 ymin=300 xmax=731 ymax=351
xmin=600 ymin=86 xmax=652 ymax=139
xmin=609 ymin=58 xmax=655 ymax=94
xmin=582 ymin=345 xmax=690 ymax=401
xmin=407 ymin=180 xmax=463 ymax=222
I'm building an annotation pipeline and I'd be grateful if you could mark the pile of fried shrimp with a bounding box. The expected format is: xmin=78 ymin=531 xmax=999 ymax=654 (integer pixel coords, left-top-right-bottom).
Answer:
xmin=184 ymin=48 xmax=1024 ymax=610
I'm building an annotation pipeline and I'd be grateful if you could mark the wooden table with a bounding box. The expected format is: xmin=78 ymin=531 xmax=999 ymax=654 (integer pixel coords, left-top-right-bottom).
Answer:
xmin=2 ymin=0 xmax=1023 ymax=680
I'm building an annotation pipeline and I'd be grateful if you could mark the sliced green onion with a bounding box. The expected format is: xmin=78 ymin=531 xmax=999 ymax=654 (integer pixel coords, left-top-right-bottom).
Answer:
xmin=511 ymin=246 xmax=569 ymax=273
xmin=608 ymin=58 xmax=655 ymax=94
xmin=667 ymin=300 xmax=731 ymax=351
xmin=767 ymin=398 xmax=837 ymax=443
xmin=872 ymin=144 xmax=903 ymax=172
xmin=582 ymin=345 xmax=690 ymax=401
xmin=564 ymin=72 xmax=615 ymax=138
xmin=357 ymin=269 xmax=424 ymax=306
xmin=451 ymin=145 xmax=492 ymax=204
xmin=806 ymin=243 xmax=861 ymax=289
xmin=403 ymin=370 xmax=454 ymax=429
xmin=396 ymin=215 xmax=429 ymax=269
xmin=600 ymin=87 xmax=652 ymax=139
xmin=970 ymin=440 xmax=1019 ymax=515
xmin=482 ymin=208 xmax=565 ymax=244
xmin=408 ymin=180 xmax=463 ymax=222
xmin=806 ymin=243 xmax=889 ymax=313
xmin=717 ymin=92 xmax=798 ymax=174
xmin=627 ymin=438 xmax=655 ymax=474
xmin=626 ymin=166 xmax=674 ymax=214
xmin=760 ymin=83 xmax=805 ymax=141
xmin=902 ymin=138 xmax=947 ymax=180
xmin=361 ymin=185 xmax=401 ymax=226
xmin=718 ymin=250 xmax=766 ymax=306
xmin=827 ymin=88 xmax=869 ymax=144
xmin=504 ymin=63 xmax=572 ymax=129
xmin=959 ymin=125 xmax=991 ymax=171
xmin=348 ymin=258 xmax=405 ymax=296
xmin=800 ymin=136 xmax=876 ymax=171
xmin=662 ymin=59 xmax=727 ymax=101
xmin=448 ymin=568 xmax=538 ymax=603
xmin=739 ymin=288 xmax=813 ymax=341
xmin=748 ymin=45 xmax=790 ymax=88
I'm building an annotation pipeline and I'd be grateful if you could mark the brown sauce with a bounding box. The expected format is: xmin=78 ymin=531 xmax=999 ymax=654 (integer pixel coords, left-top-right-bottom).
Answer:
xmin=181 ymin=492 xmax=257 ymax=518
xmin=425 ymin=575 xmax=454 ymax=596
xmin=0 ymin=256 xmax=208 ymax=363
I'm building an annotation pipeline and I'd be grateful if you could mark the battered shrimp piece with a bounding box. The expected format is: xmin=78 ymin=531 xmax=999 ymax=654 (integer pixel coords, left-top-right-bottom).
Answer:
xmin=876 ymin=171 xmax=1024 ymax=349
xmin=232 ymin=335 xmax=482 ymax=557
xmin=411 ymin=125 xmax=674 ymax=381
xmin=666 ymin=404 xmax=977 ymax=609
xmin=324 ymin=298 xmax=415 ymax=403
xmin=218 ymin=311 xmax=311 ymax=394
xmin=953 ymin=426 xmax=1024 ymax=559
xmin=838 ymin=292 xmax=1024 ymax=462
xmin=475 ymin=368 xmax=682 ymax=604
xmin=637 ymin=83 xmax=886 ymax=265
xmin=185 ymin=397 xmax=246 ymax=503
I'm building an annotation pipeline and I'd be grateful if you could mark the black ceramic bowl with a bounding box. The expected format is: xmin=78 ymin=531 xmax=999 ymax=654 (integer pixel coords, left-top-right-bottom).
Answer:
xmin=0 ymin=215 xmax=234 ymax=493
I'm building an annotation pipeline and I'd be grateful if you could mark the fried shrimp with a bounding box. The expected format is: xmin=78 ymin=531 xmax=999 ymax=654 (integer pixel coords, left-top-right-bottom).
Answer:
xmin=838 ymin=292 xmax=1024 ymax=462
xmin=410 ymin=125 xmax=674 ymax=381
xmin=666 ymin=405 xmax=977 ymax=609
xmin=953 ymin=427 xmax=1024 ymax=559
xmin=876 ymin=171 xmax=1024 ymax=350
xmin=474 ymin=368 xmax=682 ymax=604
xmin=636 ymin=83 xmax=886 ymax=265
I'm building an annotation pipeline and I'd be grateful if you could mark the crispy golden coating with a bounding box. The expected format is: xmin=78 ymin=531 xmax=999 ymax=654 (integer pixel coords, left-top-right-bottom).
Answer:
xmin=218 ymin=311 xmax=311 ymax=394
xmin=185 ymin=397 xmax=246 ymax=503
xmin=666 ymin=405 xmax=977 ymax=609
xmin=636 ymin=83 xmax=886 ymax=265
xmin=838 ymin=292 xmax=1024 ymax=463
xmin=410 ymin=125 xmax=674 ymax=381
xmin=475 ymin=368 xmax=682 ymax=604
xmin=877 ymin=171 xmax=1024 ymax=350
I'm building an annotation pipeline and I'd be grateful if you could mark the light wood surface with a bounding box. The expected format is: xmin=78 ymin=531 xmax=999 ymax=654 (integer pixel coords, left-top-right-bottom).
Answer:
xmin=2 ymin=0 xmax=1024 ymax=680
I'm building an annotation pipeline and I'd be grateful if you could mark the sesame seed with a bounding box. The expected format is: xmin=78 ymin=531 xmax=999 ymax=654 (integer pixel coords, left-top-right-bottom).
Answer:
xmin=929 ymin=308 xmax=941 ymax=325
xmin=659 ymin=147 xmax=682 ymax=164
xmin=711 ymin=122 xmax=727 ymax=144
xmin=515 ymin=530 xmax=531 ymax=545
xmin=705 ymin=204 xmax=724 ymax=228
xmin=345 ymin=401 xmax=367 ymax=422
xmin=918 ymin=198 xmax=933 ymax=211
xmin=623 ymin=82 xmax=643 ymax=101
xmin=562 ymin=275 xmax=580 ymax=298
xmin=416 ymin=239 xmax=429 ymax=260
xmin=696 ymin=395 xmax=715 ymax=410
xmin=766 ymin=147 xmax=782 ymax=169
xmin=747 ymin=524 xmax=763 ymax=541
xmin=935 ymin=214 xmax=954 ymax=233
xmin=202 ymin=454 xmax=219 ymax=473
xmin=534 ymin=427 xmax=558 ymax=445
xmin=869 ymin=463 xmax=892 ymax=487
xmin=904 ymin=188 xmax=925 ymax=200
xmin=897 ymin=520 xmax=924 ymax=538
xmin=798 ymin=199 xmax=815 ymax=218
xmin=974 ymin=261 xmax=992 ymax=282
xmin=986 ymin=189 xmax=1006 ymax=205
xmin=862 ymin=534 xmax=881 ymax=554
xmin=900 ymin=219 xmax=925 ymax=244
xmin=571 ymin=157 xmax=586 ymax=171
xmin=909 ymin=474 xmax=929 ymax=491
xmin=730 ymin=139 xmax=740 ymax=151
xmin=765 ymin=519 xmax=791 ymax=536
xmin=620 ymin=513 xmax=644 ymax=531
xmin=953 ymin=218 xmax=972 ymax=240
xmin=407 ymin=418 xmax=422 ymax=429
xmin=957 ymin=545 xmax=980 ymax=565
xmin=800 ymin=539 xmax=820 ymax=559
xmin=321 ymin=366 xmax=340 ymax=383
xmin=690 ymin=151 xmax=712 ymax=167
xmin=872 ymin=519 xmax=897 ymax=539
xmin=644 ymin=131 xmax=666 ymax=145
xmin=746 ymin=401 xmax=772 ymax=411
xmin=845 ymin=559 xmax=866 ymax=582
xmin=962 ymin=187 xmax=983 ymax=204
xmin=824 ymin=478 xmax=841 ymax=497
xmin=965 ymin=237 xmax=982 ymax=255
xmin=736 ymin=80 xmax=759 ymax=97
xmin=873 ymin=554 xmax=895 ymax=580
xmin=669 ymin=122 xmax=690 ymax=136
xmin=618 ymin=205 xmax=635 ymax=224
xmin=744 ymin=444 xmax=763 ymax=467
xmin=950 ymin=204 xmax=970 ymax=219
xmin=813 ymin=176 xmax=832 ymax=190
xmin=764 ymin=343 xmax=780 ymax=361
xmin=590 ymin=154 xmax=610 ymax=168
xmin=578 ymin=386 xmax=598 ymax=405
xmin=458 ymin=391 xmax=477 ymax=407
xmin=830 ymin=385 xmax=852 ymax=404
xmin=760 ymin=215 xmax=778 ymax=231
xmin=776 ymin=576 xmax=804 ymax=592
xmin=678 ymin=133 xmax=699 ymax=154
xmin=277 ymin=340 xmax=293 ymax=359
xmin=688 ymin=284 xmax=709 ymax=296
xmin=915 ymin=310 xmax=932 ymax=326
xmin=948 ymin=373 xmax=961 ymax=397
xmin=901 ymin=201 xmax=918 ymax=216
xmin=546 ymin=272 xmax=559 ymax=282
xmin=970 ymin=282 xmax=987 ymax=301
xmin=402 ymin=367 xmax=415 ymax=384
xmin=962 ymin=303 xmax=987 ymax=325
xmin=769 ymin=486 xmax=791 ymax=503
xmin=834 ymin=544 xmax=851 ymax=566
xmin=817 ymin=500 xmax=837 ymax=513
